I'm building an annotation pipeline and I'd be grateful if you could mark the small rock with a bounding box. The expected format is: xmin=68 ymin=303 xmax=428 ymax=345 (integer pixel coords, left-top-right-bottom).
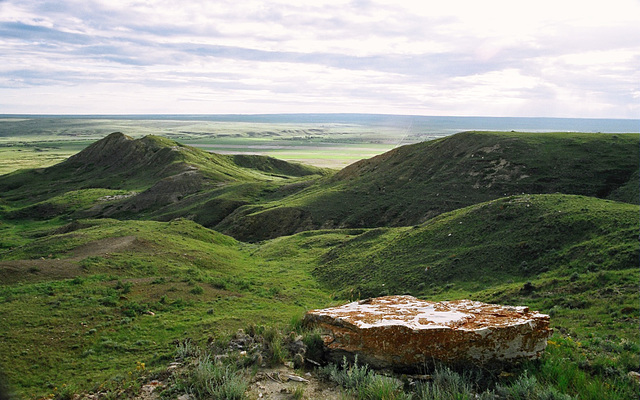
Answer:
xmin=283 ymin=373 xmax=309 ymax=383
xmin=628 ymin=371 xmax=640 ymax=382
xmin=167 ymin=362 xmax=181 ymax=371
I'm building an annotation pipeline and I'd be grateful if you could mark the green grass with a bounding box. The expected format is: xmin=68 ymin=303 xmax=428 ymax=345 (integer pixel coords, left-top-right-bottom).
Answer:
xmin=0 ymin=130 xmax=638 ymax=399
xmin=0 ymin=218 xmax=332 ymax=398
xmin=311 ymin=194 xmax=638 ymax=294
xmin=257 ymin=194 xmax=639 ymax=398
xmin=0 ymin=140 xmax=92 ymax=176
xmin=217 ymin=131 xmax=639 ymax=241
xmin=1 ymin=205 xmax=637 ymax=398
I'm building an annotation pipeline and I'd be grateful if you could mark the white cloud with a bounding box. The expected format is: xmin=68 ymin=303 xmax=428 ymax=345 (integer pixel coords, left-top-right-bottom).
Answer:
xmin=0 ymin=0 xmax=638 ymax=117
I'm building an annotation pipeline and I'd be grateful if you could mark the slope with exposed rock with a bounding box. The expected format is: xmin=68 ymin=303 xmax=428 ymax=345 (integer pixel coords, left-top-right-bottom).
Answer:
xmin=218 ymin=131 xmax=639 ymax=241
xmin=0 ymin=132 xmax=330 ymax=221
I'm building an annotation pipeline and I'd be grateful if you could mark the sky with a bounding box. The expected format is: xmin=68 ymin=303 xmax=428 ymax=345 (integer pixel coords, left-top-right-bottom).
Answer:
xmin=0 ymin=0 xmax=639 ymax=118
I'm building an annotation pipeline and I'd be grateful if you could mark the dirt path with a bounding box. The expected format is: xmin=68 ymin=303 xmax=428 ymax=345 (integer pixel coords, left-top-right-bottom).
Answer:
xmin=0 ymin=236 xmax=141 ymax=284
xmin=67 ymin=235 xmax=139 ymax=260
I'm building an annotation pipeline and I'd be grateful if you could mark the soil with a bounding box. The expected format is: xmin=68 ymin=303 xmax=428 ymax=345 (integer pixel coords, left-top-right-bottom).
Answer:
xmin=0 ymin=235 xmax=144 ymax=284
xmin=129 ymin=365 xmax=344 ymax=400
xmin=245 ymin=365 xmax=343 ymax=400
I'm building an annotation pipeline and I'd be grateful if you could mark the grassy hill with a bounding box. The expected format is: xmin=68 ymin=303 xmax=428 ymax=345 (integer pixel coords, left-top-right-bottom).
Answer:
xmin=311 ymin=194 xmax=638 ymax=295
xmin=255 ymin=195 xmax=639 ymax=400
xmin=218 ymin=131 xmax=639 ymax=241
xmin=0 ymin=132 xmax=330 ymax=222
xmin=254 ymin=194 xmax=638 ymax=331
xmin=0 ymin=218 xmax=332 ymax=398
xmin=2 ymin=131 xmax=636 ymax=242
xmin=0 ymin=131 xmax=638 ymax=399
xmin=1 ymin=194 xmax=637 ymax=399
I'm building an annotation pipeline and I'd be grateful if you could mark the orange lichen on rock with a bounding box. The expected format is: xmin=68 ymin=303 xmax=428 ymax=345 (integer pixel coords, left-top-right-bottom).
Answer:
xmin=303 ymin=295 xmax=552 ymax=370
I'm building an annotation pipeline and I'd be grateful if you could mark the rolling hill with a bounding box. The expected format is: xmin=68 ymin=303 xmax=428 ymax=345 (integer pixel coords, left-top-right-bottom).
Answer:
xmin=0 ymin=130 xmax=638 ymax=399
xmin=0 ymin=132 xmax=330 ymax=222
xmin=217 ymin=131 xmax=639 ymax=241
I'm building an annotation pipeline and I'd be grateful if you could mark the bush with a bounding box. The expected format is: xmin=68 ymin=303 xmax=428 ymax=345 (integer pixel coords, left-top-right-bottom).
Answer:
xmin=190 ymin=285 xmax=204 ymax=295
xmin=415 ymin=365 xmax=477 ymax=400
xmin=360 ymin=374 xmax=407 ymax=400
xmin=188 ymin=354 xmax=247 ymax=400
xmin=302 ymin=328 xmax=325 ymax=361
xmin=176 ymin=339 xmax=201 ymax=360
xmin=494 ymin=372 xmax=572 ymax=400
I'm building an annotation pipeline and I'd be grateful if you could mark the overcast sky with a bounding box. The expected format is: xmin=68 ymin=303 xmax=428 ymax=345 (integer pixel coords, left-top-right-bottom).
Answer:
xmin=0 ymin=0 xmax=638 ymax=118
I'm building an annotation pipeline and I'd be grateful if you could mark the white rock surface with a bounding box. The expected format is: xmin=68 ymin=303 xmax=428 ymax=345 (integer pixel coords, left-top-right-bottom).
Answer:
xmin=304 ymin=295 xmax=552 ymax=369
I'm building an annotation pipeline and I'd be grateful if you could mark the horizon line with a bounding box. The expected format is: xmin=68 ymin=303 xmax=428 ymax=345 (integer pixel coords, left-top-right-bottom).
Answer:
xmin=1 ymin=113 xmax=638 ymax=121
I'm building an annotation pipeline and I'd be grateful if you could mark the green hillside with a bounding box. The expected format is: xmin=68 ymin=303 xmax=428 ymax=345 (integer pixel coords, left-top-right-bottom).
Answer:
xmin=312 ymin=194 xmax=638 ymax=295
xmin=0 ymin=132 xmax=330 ymax=222
xmin=0 ymin=218 xmax=331 ymax=398
xmin=255 ymin=194 xmax=640 ymax=399
xmin=218 ymin=131 xmax=639 ymax=241
xmin=0 ymin=131 xmax=638 ymax=399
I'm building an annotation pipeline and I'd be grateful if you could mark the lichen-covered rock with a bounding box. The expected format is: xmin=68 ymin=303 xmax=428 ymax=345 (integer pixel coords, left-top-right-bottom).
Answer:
xmin=303 ymin=295 xmax=552 ymax=370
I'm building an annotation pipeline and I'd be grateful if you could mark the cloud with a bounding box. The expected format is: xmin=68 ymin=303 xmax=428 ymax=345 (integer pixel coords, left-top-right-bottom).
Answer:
xmin=0 ymin=0 xmax=638 ymax=117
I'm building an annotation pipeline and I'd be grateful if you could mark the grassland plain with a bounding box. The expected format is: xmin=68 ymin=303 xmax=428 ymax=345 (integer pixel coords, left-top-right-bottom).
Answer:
xmin=0 ymin=128 xmax=638 ymax=399
xmin=0 ymin=115 xmax=428 ymax=174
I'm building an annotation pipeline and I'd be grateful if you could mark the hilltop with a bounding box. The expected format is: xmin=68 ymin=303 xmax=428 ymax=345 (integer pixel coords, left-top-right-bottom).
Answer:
xmin=0 ymin=132 xmax=330 ymax=221
xmin=217 ymin=131 xmax=639 ymax=241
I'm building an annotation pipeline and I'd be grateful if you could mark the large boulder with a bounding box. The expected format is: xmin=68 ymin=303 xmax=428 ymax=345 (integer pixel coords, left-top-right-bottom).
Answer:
xmin=303 ymin=295 xmax=552 ymax=370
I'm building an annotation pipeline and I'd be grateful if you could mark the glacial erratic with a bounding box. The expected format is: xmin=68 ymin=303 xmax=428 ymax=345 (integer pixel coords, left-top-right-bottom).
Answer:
xmin=303 ymin=295 xmax=552 ymax=370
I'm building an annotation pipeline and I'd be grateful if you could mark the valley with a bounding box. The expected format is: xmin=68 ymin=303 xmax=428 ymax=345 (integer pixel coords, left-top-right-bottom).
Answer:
xmin=0 ymin=125 xmax=638 ymax=399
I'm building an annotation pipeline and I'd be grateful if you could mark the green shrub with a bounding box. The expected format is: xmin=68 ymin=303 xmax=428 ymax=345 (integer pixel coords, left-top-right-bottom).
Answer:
xmin=494 ymin=372 xmax=572 ymax=400
xmin=415 ymin=365 xmax=477 ymax=400
xmin=321 ymin=356 xmax=374 ymax=391
xmin=176 ymin=339 xmax=201 ymax=360
xmin=359 ymin=374 xmax=407 ymax=400
xmin=302 ymin=328 xmax=325 ymax=362
xmin=188 ymin=354 xmax=247 ymax=400
xmin=190 ymin=285 xmax=204 ymax=295
xmin=115 ymin=280 xmax=132 ymax=294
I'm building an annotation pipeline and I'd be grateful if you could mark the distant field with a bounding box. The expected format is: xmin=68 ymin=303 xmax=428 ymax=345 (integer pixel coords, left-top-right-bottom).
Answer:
xmin=1 ymin=114 xmax=636 ymax=174
xmin=0 ymin=117 xmax=431 ymax=173
xmin=0 ymin=140 xmax=93 ymax=175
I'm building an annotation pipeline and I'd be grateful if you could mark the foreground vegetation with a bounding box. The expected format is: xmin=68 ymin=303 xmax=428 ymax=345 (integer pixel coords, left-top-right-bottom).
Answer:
xmin=24 ymin=323 xmax=636 ymax=399
xmin=0 ymin=128 xmax=638 ymax=399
